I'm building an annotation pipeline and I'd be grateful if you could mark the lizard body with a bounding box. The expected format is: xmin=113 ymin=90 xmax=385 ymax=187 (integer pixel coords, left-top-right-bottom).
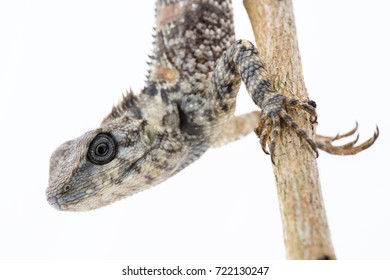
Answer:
xmin=47 ymin=0 xmax=318 ymax=211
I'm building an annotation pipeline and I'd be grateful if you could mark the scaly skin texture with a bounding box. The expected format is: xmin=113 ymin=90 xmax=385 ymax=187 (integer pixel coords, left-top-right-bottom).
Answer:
xmin=47 ymin=0 xmax=318 ymax=211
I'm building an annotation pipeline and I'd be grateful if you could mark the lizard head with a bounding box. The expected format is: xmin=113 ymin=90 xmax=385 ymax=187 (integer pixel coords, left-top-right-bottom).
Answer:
xmin=46 ymin=114 xmax=181 ymax=211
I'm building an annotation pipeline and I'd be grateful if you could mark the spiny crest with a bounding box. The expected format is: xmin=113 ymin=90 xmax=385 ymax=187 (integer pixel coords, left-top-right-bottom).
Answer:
xmin=144 ymin=53 xmax=156 ymax=83
xmin=144 ymin=26 xmax=158 ymax=82
xmin=101 ymin=89 xmax=142 ymax=124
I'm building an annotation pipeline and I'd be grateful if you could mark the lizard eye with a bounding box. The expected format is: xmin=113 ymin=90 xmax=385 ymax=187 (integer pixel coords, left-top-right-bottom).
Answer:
xmin=87 ymin=133 xmax=116 ymax=165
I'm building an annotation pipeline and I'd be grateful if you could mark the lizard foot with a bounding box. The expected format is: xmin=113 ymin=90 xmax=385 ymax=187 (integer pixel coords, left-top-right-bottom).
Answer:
xmin=315 ymin=122 xmax=379 ymax=155
xmin=255 ymin=93 xmax=318 ymax=163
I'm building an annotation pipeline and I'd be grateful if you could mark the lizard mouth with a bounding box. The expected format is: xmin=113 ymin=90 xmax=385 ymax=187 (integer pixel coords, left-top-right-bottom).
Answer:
xmin=47 ymin=196 xmax=60 ymax=210
xmin=46 ymin=152 xmax=155 ymax=211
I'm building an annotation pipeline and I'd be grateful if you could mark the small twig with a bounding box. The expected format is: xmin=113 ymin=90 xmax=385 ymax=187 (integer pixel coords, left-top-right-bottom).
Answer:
xmin=243 ymin=0 xmax=336 ymax=259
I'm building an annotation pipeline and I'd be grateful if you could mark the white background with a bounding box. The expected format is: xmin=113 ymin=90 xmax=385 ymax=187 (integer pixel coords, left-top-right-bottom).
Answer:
xmin=0 ymin=0 xmax=389 ymax=260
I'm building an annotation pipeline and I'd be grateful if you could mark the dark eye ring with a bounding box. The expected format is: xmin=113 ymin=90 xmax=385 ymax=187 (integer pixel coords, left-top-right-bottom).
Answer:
xmin=87 ymin=133 xmax=116 ymax=165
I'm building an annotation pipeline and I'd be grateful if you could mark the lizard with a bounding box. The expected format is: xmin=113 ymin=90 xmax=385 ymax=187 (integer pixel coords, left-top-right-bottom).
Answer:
xmin=46 ymin=0 xmax=378 ymax=211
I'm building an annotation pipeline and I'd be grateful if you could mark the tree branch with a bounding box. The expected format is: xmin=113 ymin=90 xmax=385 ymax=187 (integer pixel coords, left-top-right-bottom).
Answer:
xmin=243 ymin=0 xmax=336 ymax=259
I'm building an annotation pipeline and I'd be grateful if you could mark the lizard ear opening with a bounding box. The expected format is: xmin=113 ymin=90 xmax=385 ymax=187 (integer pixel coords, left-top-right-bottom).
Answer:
xmin=87 ymin=133 xmax=116 ymax=165
xmin=142 ymin=122 xmax=157 ymax=147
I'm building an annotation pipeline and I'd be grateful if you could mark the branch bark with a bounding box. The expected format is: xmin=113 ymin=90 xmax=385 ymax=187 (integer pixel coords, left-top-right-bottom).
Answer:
xmin=243 ymin=0 xmax=336 ymax=259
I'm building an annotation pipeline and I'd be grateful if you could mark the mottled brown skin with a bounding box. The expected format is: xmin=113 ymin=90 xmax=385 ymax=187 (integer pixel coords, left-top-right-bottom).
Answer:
xmin=46 ymin=0 xmax=318 ymax=211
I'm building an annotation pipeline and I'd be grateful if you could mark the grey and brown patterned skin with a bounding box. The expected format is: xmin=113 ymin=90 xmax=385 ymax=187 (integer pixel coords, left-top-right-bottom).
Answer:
xmin=47 ymin=0 xmax=317 ymax=211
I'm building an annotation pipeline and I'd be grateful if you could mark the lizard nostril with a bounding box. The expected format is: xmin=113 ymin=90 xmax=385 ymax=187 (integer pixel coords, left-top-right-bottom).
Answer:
xmin=63 ymin=184 xmax=71 ymax=192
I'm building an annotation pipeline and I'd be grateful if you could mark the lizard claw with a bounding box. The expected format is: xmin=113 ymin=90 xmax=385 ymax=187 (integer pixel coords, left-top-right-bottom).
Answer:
xmin=255 ymin=94 xmax=318 ymax=163
xmin=257 ymin=115 xmax=272 ymax=155
xmin=315 ymin=123 xmax=379 ymax=155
